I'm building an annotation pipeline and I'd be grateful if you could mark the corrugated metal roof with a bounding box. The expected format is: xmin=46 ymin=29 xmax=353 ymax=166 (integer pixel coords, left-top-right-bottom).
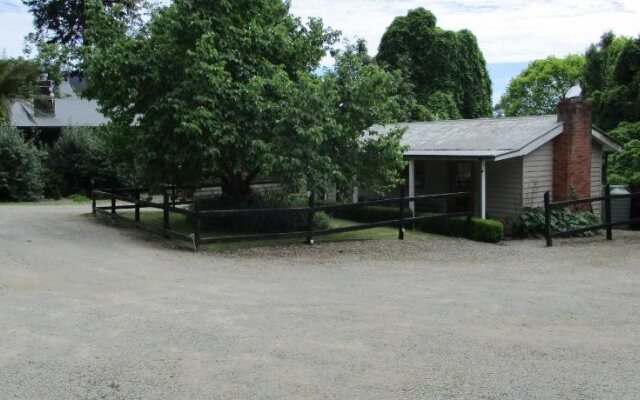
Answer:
xmin=368 ymin=115 xmax=563 ymax=159
xmin=9 ymin=82 xmax=108 ymax=128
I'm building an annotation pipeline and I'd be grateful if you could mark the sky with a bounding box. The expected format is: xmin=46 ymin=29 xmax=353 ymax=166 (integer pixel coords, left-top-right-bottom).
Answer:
xmin=1 ymin=0 xmax=639 ymax=103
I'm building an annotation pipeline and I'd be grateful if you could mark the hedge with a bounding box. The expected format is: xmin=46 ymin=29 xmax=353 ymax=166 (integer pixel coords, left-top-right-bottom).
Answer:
xmin=420 ymin=214 xmax=504 ymax=244
xmin=331 ymin=205 xmax=504 ymax=244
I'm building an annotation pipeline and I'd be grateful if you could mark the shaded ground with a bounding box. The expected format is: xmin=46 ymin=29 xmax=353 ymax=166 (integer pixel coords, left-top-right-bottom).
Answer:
xmin=1 ymin=204 xmax=639 ymax=399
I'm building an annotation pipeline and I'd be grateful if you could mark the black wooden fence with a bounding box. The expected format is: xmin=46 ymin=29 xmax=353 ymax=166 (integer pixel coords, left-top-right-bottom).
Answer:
xmin=91 ymin=184 xmax=473 ymax=251
xmin=543 ymin=184 xmax=640 ymax=247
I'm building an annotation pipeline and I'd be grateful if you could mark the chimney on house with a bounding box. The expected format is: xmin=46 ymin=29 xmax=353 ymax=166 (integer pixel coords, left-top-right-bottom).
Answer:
xmin=34 ymin=73 xmax=55 ymax=117
xmin=552 ymin=84 xmax=592 ymax=202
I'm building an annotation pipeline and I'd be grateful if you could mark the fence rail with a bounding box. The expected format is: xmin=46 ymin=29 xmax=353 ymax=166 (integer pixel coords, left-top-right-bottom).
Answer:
xmin=543 ymin=185 xmax=640 ymax=246
xmin=91 ymin=182 xmax=473 ymax=251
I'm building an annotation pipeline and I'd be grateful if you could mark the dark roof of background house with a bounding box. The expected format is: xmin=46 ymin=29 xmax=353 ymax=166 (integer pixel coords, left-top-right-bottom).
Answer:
xmin=10 ymin=80 xmax=108 ymax=128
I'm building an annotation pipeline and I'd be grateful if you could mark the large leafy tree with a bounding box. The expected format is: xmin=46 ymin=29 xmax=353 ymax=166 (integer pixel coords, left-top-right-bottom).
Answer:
xmin=0 ymin=58 xmax=39 ymax=123
xmin=84 ymin=0 xmax=409 ymax=201
xmin=499 ymin=55 xmax=585 ymax=116
xmin=376 ymin=8 xmax=492 ymax=120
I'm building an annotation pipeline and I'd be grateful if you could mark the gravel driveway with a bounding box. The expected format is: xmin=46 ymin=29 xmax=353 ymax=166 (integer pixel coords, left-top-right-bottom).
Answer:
xmin=1 ymin=204 xmax=640 ymax=399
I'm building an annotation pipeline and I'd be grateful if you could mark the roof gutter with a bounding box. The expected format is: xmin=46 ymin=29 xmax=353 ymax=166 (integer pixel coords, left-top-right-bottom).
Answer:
xmin=591 ymin=126 xmax=623 ymax=152
xmin=404 ymin=153 xmax=496 ymax=161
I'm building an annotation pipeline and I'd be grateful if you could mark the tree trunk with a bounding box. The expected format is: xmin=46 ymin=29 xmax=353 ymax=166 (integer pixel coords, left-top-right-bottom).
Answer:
xmin=220 ymin=172 xmax=254 ymax=204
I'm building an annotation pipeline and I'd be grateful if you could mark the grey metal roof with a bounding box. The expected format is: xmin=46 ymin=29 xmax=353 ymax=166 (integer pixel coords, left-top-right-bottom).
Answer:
xmin=9 ymin=82 xmax=108 ymax=128
xmin=369 ymin=115 xmax=565 ymax=160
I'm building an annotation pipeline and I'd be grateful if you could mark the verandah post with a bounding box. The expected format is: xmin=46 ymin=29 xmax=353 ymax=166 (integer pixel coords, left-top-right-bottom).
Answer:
xmin=306 ymin=191 xmax=315 ymax=245
xmin=398 ymin=186 xmax=405 ymax=240
xmin=544 ymin=191 xmax=552 ymax=247
xmin=605 ymin=184 xmax=612 ymax=241
xmin=163 ymin=187 xmax=170 ymax=238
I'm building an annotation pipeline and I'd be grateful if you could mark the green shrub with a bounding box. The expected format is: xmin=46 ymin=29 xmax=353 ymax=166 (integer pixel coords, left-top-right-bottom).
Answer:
xmin=0 ymin=126 xmax=44 ymax=201
xmin=513 ymin=207 xmax=600 ymax=237
xmin=420 ymin=214 xmax=504 ymax=244
xmin=470 ymin=218 xmax=504 ymax=243
xmin=69 ymin=193 xmax=91 ymax=202
xmin=44 ymin=127 xmax=118 ymax=198
xmin=332 ymin=204 xmax=412 ymax=223
xmin=194 ymin=191 xmax=330 ymax=234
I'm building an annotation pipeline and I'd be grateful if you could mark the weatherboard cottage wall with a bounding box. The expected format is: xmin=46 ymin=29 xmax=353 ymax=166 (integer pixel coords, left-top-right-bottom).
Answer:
xmin=522 ymin=141 xmax=553 ymax=209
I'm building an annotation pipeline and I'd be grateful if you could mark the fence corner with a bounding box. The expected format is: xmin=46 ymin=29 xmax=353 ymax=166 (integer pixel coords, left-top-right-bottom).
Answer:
xmin=306 ymin=191 xmax=315 ymax=245
xmin=604 ymin=184 xmax=613 ymax=241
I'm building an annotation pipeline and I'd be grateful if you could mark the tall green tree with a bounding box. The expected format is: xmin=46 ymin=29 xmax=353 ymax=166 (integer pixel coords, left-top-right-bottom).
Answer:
xmin=0 ymin=58 xmax=39 ymax=123
xmin=84 ymin=0 xmax=409 ymax=201
xmin=583 ymin=32 xmax=640 ymax=187
xmin=22 ymin=0 xmax=147 ymax=77
xmin=0 ymin=126 xmax=44 ymax=201
xmin=499 ymin=55 xmax=585 ymax=116
xmin=22 ymin=0 xmax=142 ymax=48
xmin=376 ymin=8 xmax=492 ymax=120
xmin=584 ymin=32 xmax=640 ymax=131
xmin=265 ymin=44 xmax=410 ymax=196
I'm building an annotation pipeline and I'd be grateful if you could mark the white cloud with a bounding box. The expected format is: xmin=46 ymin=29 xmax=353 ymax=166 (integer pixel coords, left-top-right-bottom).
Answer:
xmin=290 ymin=0 xmax=640 ymax=64
xmin=1 ymin=0 xmax=638 ymax=64
xmin=0 ymin=0 xmax=32 ymax=57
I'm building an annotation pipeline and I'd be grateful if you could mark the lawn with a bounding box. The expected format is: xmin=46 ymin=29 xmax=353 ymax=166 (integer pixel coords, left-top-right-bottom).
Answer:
xmin=115 ymin=210 xmax=427 ymax=251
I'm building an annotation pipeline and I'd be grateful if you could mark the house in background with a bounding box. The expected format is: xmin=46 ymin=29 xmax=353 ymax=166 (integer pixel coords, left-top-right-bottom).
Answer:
xmin=367 ymin=86 xmax=622 ymax=225
xmin=9 ymin=74 xmax=108 ymax=143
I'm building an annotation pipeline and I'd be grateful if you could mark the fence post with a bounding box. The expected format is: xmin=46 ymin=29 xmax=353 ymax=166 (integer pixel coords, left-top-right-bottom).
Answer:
xmin=398 ymin=186 xmax=405 ymax=240
xmin=193 ymin=198 xmax=201 ymax=252
xmin=91 ymin=178 xmax=96 ymax=215
xmin=544 ymin=191 xmax=552 ymax=247
xmin=110 ymin=182 xmax=116 ymax=218
xmin=605 ymin=184 xmax=612 ymax=241
xmin=465 ymin=191 xmax=473 ymax=238
xmin=306 ymin=191 xmax=315 ymax=245
xmin=134 ymin=189 xmax=141 ymax=227
xmin=163 ymin=187 xmax=170 ymax=238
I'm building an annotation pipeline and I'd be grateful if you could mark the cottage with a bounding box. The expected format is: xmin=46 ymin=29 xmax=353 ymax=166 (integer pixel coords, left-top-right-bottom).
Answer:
xmin=9 ymin=74 xmax=108 ymax=143
xmin=368 ymin=86 xmax=622 ymax=224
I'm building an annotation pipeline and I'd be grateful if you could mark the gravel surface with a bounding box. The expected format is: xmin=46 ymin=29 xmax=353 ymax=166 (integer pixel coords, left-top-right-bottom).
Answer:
xmin=1 ymin=204 xmax=640 ymax=399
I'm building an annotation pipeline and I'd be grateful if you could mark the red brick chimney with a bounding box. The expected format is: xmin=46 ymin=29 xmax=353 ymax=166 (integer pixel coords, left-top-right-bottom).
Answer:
xmin=552 ymin=86 xmax=592 ymax=202
xmin=34 ymin=73 xmax=55 ymax=117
